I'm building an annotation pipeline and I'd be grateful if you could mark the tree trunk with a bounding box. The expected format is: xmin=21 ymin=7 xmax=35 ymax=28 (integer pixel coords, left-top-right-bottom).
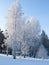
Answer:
xmin=13 ymin=55 xmax=16 ymax=59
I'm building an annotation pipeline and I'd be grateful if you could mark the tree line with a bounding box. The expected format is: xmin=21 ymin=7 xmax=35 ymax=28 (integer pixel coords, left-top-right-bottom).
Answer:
xmin=0 ymin=28 xmax=49 ymax=59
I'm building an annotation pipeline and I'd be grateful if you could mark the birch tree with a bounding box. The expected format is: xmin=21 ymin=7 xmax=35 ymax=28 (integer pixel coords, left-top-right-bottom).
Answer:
xmin=21 ymin=17 xmax=41 ymax=57
xmin=6 ymin=1 xmax=25 ymax=59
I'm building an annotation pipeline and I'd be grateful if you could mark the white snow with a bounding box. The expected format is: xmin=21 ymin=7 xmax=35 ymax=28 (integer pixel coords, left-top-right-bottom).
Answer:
xmin=0 ymin=54 xmax=49 ymax=65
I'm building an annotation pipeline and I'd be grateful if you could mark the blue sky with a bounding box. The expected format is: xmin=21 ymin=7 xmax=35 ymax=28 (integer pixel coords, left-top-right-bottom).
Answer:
xmin=0 ymin=0 xmax=49 ymax=37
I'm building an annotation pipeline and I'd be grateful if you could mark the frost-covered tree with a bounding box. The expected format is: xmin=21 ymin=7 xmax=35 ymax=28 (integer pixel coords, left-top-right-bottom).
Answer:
xmin=6 ymin=0 xmax=41 ymax=58
xmin=21 ymin=17 xmax=41 ymax=57
xmin=6 ymin=1 xmax=25 ymax=59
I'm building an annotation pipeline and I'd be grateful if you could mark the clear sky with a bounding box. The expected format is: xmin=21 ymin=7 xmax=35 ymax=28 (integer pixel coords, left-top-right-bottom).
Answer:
xmin=0 ymin=0 xmax=49 ymax=37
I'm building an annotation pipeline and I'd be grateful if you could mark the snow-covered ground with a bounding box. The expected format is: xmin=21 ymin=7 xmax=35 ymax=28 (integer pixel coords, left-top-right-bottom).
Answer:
xmin=0 ymin=54 xmax=49 ymax=65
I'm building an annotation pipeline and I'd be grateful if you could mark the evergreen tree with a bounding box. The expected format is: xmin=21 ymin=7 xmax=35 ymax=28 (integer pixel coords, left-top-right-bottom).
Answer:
xmin=0 ymin=29 xmax=5 ymax=53
xmin=41 ymin=30 xmax=49 ymax=55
